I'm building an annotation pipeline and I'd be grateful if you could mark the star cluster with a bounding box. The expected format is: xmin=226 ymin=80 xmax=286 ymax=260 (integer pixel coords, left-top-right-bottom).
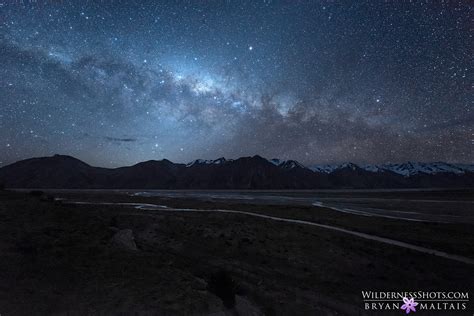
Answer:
xmin=0 ymin=1 xmax=472 ymax=167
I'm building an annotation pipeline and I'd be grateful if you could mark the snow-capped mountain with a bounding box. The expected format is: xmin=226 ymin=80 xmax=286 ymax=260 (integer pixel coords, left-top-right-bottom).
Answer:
xmin=309 ymin=163 xmax=361 ymax=173
xmin=269 ymin=159 xmax=306 ymax=169
xmin=186 ymin=158 xmax=474 ymax=176
xmin=1 ymin=155 xmax=473 ymax=189
xmin=187 ymin=158 xmax=308 ymax=169
xmin=310 ymin=162 xmax=474 ymax=177
xmin=362 ymin=162 xmax=471 ymax=177
xmin=186 ymin=157 xmax=232 ymax=167
xmin=309 ymin=164 xmax=338 ymax=173
xmin=337 ymin=163 xmax=359 ymax=171
xmin=457 ymin=164 xmax=474 ymax=172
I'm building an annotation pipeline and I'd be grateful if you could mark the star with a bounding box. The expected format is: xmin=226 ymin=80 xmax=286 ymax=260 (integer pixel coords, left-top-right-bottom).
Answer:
xmin=0 ymin=1 xmax=470 ymax=167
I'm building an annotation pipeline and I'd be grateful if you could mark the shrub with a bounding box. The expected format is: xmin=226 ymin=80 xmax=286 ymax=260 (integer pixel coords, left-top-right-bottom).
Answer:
xmin=207 ymin=269 xmax=237 ymax=308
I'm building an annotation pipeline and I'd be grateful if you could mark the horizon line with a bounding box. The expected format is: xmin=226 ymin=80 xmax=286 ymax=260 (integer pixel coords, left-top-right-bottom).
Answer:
xmin=1 ymin=153 xmax=473 ymax=170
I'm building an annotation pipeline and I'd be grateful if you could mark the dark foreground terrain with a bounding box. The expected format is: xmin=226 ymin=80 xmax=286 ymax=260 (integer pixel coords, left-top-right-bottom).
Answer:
xmin=0 ymin=189 xmax=473 ymax=315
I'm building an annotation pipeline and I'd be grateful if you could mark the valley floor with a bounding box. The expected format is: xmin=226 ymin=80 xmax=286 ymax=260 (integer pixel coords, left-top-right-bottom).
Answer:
xmin=0 ymin=189 xmax=473 ymax=315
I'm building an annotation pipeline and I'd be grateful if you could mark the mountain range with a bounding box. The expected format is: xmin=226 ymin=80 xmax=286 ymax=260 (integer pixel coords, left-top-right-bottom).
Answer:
xmin=0 ymin=154 xmax=473 ymax=189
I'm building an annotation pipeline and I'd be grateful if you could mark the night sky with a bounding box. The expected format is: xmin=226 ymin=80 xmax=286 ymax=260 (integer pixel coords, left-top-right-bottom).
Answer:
xmin=0 ymin=1 xmax=472 ymax=167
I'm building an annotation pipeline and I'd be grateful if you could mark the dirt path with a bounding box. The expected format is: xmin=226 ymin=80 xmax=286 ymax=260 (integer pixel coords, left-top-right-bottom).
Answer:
xmin=67 ymin=200 xmax=474 ymax=265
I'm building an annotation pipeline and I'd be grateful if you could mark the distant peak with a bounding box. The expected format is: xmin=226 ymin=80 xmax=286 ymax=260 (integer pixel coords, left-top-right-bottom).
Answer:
xmin=186 ymin=157 xmax=230 ymax=167
xmin=269 ymin=158 xmax=306 ymax=169
xmin=339 ymin=162 xmax=359 ymax=170
xmin=213 ymin=157 xmax=227 ymax=164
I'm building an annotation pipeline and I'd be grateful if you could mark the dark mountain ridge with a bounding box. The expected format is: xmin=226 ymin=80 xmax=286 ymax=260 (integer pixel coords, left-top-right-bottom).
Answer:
xmin=0 ymin=154 xmax=472 ymax=189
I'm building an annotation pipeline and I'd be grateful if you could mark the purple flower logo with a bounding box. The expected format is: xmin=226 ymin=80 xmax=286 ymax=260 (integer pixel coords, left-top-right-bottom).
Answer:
xmin=401 ymin=297 xmax=418 ymax=314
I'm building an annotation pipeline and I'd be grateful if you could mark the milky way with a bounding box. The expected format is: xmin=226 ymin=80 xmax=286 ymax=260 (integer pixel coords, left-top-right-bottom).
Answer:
xmin=0 ymin=1 xmax=472 ymax=167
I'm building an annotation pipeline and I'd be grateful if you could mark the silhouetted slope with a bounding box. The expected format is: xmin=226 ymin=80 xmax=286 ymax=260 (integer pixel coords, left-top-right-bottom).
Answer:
xmin=0 ymin=155 xmax=105 ymax=188
xmin=109 ymin=159 xmax=184 ymax=189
